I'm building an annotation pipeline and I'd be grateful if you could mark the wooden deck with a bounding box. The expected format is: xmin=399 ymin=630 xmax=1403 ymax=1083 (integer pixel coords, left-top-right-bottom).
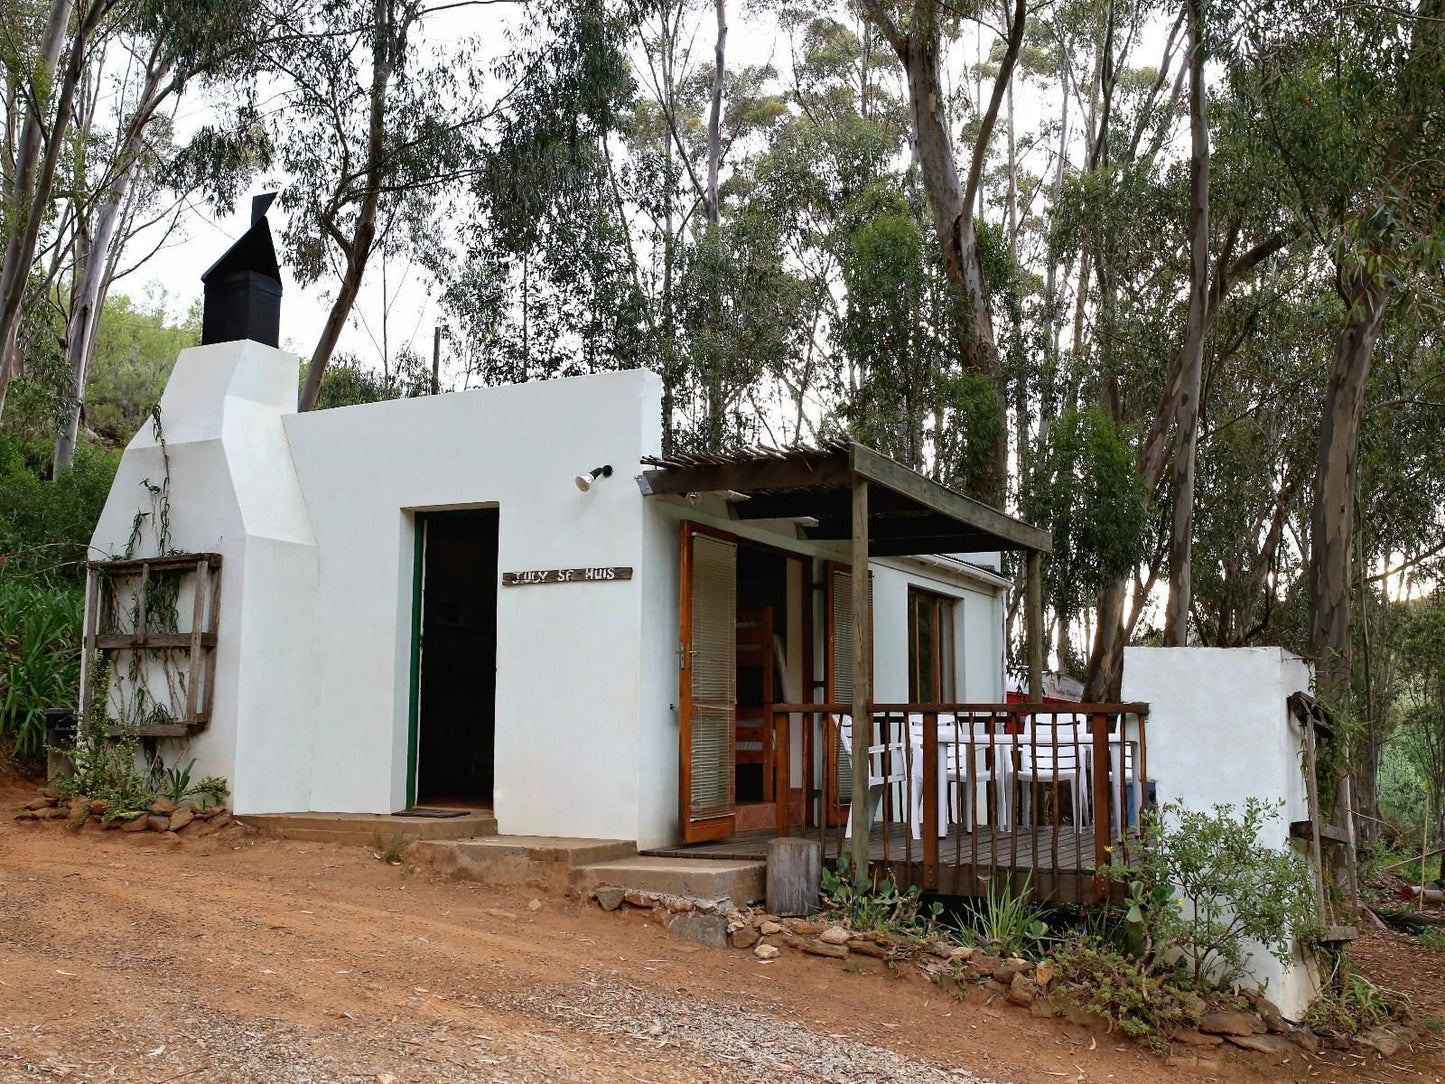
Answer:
xmin=643 ymin=823 xmax=1137 ymax=905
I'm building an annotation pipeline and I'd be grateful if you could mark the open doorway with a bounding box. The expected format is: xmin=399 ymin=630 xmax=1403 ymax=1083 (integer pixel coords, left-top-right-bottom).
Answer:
xmin=413 ymin=509 xmax=498 ymax=808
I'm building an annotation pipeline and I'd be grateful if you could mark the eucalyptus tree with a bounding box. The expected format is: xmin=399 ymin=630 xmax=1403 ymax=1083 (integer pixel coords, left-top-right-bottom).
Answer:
xmin=855 ymin=0 xmax=1030 ymax=503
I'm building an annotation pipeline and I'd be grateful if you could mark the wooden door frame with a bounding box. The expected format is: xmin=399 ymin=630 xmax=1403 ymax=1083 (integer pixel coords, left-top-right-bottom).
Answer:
xmin=678 ymin=520 xmax=811 ymax=842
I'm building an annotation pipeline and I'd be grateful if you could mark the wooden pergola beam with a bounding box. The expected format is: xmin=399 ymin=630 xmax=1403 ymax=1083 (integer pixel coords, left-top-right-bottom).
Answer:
xmin=641 ymin=455 xmax=851 ymax=496
xmin=848 ymin=444 xmax=1053 ymax=555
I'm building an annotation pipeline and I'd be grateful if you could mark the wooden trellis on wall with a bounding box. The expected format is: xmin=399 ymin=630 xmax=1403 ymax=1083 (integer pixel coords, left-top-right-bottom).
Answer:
xmin=80 ymin=553 xmax=222 ymax=737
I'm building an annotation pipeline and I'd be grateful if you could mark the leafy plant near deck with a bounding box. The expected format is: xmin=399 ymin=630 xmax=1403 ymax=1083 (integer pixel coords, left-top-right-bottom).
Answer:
xmin=54 ymin=727 xmax=153 ymax=817
xmin=1107 ymin=799 xmax=1319 ymax=983
xmin=1048 ymin=937 xmax=1202 ymax=1046
xmin=818 ymin=854 xmax=941 ymax=937
xmin=955 ymin=875 xmax=1050 ymax=958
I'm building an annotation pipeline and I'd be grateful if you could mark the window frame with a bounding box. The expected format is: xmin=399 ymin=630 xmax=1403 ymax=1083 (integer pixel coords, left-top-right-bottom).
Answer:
xmin=908 ymin=587 xmax=958 ymax=703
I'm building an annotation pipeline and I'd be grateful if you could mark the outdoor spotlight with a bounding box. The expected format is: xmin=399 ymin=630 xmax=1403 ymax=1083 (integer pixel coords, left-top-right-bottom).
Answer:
xmin=575 ymin=464 xmax=614 ymax=492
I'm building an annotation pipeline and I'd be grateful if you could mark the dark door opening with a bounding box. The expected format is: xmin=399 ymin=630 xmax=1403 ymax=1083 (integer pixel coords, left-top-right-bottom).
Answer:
xmin=415 ymin=509 xmax=498 ymax=807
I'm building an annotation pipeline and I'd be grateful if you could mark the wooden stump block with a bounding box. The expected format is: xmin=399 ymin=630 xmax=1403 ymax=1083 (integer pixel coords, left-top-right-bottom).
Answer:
xmin=767 ymin=837 xmax=821 ymax=917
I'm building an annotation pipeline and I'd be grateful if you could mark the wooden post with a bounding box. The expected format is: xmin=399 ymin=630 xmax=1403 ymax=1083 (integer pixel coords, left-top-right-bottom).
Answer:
xmin=767 ymin=836 xmax=822 ymax=916
xmin=922 ymin=711 xmax=939 ymax=890
xmin=1026 ymin=549 xmax=1044 ymax=704
xmin=1091 ymin=712 xmax=1110 ymax=896
xmin=850 ymin=475 xmax=871 ymax=877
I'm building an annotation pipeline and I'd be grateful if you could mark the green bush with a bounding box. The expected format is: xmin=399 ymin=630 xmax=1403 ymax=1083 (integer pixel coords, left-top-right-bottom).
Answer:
xmin=0 ymin=580 xmax=83 ymax=761
xmin=818 ymin=854 xmax=942 ymax=937
xmin=1050 ymin=937 xmax=1202 ymax=1045
xmin=1111 ymin=798 xmax=1320 ymax=984
xmin=0 ymin=430 xmax=117 ymax=586
xmin=1303 ymin=956 xmax=1413 ymax=1035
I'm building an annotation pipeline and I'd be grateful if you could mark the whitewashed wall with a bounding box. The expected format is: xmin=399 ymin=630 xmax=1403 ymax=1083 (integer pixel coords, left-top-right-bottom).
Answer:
xmin=1122 ymin=646 xmax=1320 ymax=1015
xmin=89 ymin=341 xmax=319 ymax=815
xmin=283 ymin=369 xmax=666 ymax=842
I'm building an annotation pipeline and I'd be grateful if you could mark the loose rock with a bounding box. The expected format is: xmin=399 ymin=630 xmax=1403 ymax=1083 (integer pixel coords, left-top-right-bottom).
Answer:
xmin=121 ymin=815 xmax=149 ymax=833
xmin=819 ymin=926 xmax=850 ymax=945
xmin=753 ymin=943 xmax=779 ymax=961
xmin=1170 ymin=1029 xmax=1223 ymax=1048
xmin=149 ymin=797 xmax=178 ymax=815
xmin=146 ymin=815 xmax=170 ymax=833
xmin=759 ymin=920 xmax=783 ymax=935
xmin=169 ymin=808 xmax=195 ymax=831
xmin=594 ymin=886 xmax=625 ymax=912
xmin=24 ymin=797 xmax=53 ymax=811
xmin=730 ymin=926 xmax=760 ymax=950
xmin=798 ymin=939 xmax=848 ymax=959
xmin=1199 ymin=1011 xmax=1258 ymax=1037
xmin=1225 ymin=1033 xmax=1294 ymax=1057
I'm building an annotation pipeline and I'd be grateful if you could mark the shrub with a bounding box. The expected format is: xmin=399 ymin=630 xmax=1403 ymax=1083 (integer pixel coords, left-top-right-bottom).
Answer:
xmin=1050 ymin=937 xmax=1202 ymax=1045
xmin=1304 ymin=956 xmax=1413 ymax=1035
xmin=54 ymin=728 xmax=155 ymax=818
xmin=955 ymin=875 xmax=1050 ymax=958
xmin=1111 ymin=798 xmax=1320 ymax=984
xmin=0 ymin=580 xmax=83 ymax=761
xmin=819 ymin=854 xmax=941 ymax=937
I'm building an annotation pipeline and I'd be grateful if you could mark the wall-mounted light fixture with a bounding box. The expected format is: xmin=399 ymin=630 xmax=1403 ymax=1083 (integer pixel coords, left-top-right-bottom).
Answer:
xmin=575 ymin=464 xmax=614 ymax=492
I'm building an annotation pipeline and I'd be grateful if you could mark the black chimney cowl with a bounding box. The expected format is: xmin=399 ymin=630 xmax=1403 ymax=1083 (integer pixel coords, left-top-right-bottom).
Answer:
xmin=201 ymin=192 xmax=282 ymax=348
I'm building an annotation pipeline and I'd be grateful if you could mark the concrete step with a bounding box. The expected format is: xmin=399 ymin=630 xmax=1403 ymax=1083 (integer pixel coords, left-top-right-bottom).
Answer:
xmin=413 ymin=835 xmax=638 ymax=891
xmin=573 ymin=855 xmax=766 ymax=906
xmin=238 ymin=811 xmax=498 ymax=846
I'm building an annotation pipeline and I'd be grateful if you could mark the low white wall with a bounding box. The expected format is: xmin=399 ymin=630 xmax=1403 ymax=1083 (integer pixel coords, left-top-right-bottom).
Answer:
xmin=1122 ymin=646 xmax=1319 ymax=1016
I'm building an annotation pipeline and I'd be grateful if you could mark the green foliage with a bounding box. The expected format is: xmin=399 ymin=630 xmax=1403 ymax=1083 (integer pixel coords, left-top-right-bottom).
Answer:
xmin=1049 ymin=937 xmax=1202 ymax=1045
xmin=0 ymin=430 xmax=117 ymax=586
xmin=0 ymin=579 xmax=82 ymax=761
xmin=1111 ymin=799 xmax=1320 ymax=984
xmin=818 ymin=854 xmax=941 ymax=937
xmin=83 ymin=293 xmax=199 ymax=444
xmin=54 ymin=728 xmax=154 ymax=818
xmin=1303 ymin=957 xmax=1412 ymax=1036
xmin=1417 ymin=927 xmax=1445 ymax=953
xmin=955 ymin=876 xmax=1050 ymax=959
xmin=1028 ymin=406 xmax=1148 ymax=614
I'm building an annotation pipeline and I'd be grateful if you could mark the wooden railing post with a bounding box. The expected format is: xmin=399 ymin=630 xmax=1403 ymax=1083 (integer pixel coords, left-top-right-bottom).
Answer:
xmin=774 ymin=706 xmax=790 ymax=838
xmin=1091 ymin=712 xmax=1111 ymax=899
xmin=922 ymin=711 xmax=938 ymax=890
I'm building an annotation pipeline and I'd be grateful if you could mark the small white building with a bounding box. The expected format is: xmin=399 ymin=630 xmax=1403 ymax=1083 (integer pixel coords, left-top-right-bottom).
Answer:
xmin=86 ymin=338 xmax=1043 ymax=850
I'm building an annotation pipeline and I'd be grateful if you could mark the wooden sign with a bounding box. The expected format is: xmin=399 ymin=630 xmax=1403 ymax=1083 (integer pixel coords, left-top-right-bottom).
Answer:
xmin=502 ymin=566 xmax=634 ymax=586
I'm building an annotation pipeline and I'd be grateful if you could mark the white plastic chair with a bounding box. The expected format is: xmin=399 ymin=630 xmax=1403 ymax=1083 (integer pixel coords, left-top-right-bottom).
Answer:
xmin=944 ymin=714 xmax=1008 ymax=831
xmin=1014 ymin=714 xmax=1087 ymax=827
xmin=839 ymin=715 xmax=913 ymax=839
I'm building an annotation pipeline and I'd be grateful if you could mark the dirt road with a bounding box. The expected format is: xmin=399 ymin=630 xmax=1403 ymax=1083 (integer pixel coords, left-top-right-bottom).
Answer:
xmin=1 ymin=787 xmax=1439 ymax=1084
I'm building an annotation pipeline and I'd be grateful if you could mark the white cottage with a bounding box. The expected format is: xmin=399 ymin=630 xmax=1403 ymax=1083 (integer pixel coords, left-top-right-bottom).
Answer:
xmin=85 ymin=337 xmax=1052 ymax=852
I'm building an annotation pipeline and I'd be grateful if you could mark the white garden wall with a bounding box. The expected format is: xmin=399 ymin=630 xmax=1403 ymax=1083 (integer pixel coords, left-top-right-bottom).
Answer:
xmin=1122 ymin=646 xmax=1320 ymax=1016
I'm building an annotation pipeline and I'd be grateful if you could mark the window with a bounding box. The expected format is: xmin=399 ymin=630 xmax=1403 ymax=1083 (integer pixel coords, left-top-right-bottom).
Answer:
xmin=908 ymin=588 xmax=957 ymax=702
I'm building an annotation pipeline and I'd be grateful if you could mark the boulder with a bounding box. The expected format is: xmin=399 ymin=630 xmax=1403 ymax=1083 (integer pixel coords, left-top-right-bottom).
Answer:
xmin=1005 ymin=973 xmax=1037 ymax=1008
xmin=759 ymin=920 xmax=784 ymax=936
xmin=667 ymin=912 xmax=729 ymax=949
xmin=149 ymin=797 xmax=178 ymax=815
xmin=754 ymin=943 xmax=780 ymax=961
xmin=798 ymin=939 xmax=848 ymax=959
xmin=730 ymin=926 xmax=760 ymax=950
xmin=847 ymin=940 xmax=890 ymax=959
xmin=169 ymin=808 xmax=195 ymax=831
xmin=1170 ymin=1029 xmax=1223 ymax=1048
xmin=594 ymin=887 xmax=625 ymax=912
xmin=1199 ymin=1011 xmax=1259 ymax=1037
xmin=819 ymin=926 xmax=850 ymax=945
xmin=1355 ymin=1027 xmax=1406 ymax=1058
xmin=1290 ymin=1028 xmax=1321 ymax=1054
xmin=88 ymin=799 xmax=107 ymax=815
xmin=788 ymin=920 xmax=828 ymax=935
xmin=121 ymin=815 xmax=149 ymax=833
xmin=24 ymin=797 xmax=53 ymax=811
xmin=1225 ymin=1034 xmax=1294 ymax=1057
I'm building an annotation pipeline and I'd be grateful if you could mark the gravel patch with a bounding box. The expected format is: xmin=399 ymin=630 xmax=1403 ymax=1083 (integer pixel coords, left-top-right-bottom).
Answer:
xmin=497 ymin=977 xmax=1011 ymax=1084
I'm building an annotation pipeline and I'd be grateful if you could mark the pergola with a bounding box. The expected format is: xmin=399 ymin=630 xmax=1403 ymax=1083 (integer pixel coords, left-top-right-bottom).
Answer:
xmin=641 ymin=440 xmax=1053 ymax=869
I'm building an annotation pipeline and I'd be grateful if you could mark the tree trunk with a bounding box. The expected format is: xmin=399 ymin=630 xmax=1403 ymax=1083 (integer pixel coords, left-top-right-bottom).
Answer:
xmin=866 ymin=0 xmax=1025 ymax=504
xmin=0 ymin=0 xmax=75 ymax=418
xmin=298 ymin=0 xmax=396 ymax=411
xmin=54 ymin=57 xmax=172 ymax=474
xmin=1163 ymin=0 xmax=1210 ymax=646
xmin=1310 ymin=272 xmax=1387 ymax=702
xmin=704 ymin=0 xmax=725 ymax=228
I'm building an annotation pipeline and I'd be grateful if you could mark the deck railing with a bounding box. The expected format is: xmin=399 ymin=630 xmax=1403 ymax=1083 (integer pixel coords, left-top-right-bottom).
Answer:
xmin=768 ymin=702 xmax=1149 ymax=903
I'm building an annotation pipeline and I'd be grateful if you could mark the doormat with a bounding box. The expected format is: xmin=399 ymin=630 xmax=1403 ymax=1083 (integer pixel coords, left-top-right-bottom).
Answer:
xmin=393 ymin=807 xmax=470 ymax=818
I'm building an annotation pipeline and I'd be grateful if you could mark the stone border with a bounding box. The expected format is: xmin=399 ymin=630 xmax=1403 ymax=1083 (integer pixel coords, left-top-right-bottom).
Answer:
xmin=588 ymin=887 xmax=1426 ymax=1063
xmin=14 ymin=790 xmax=233 ymax=842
